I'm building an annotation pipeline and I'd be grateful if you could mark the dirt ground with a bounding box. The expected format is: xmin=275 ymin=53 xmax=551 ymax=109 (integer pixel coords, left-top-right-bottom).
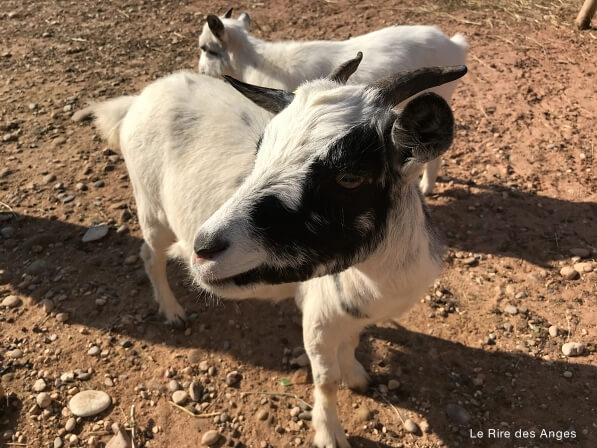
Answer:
xmin=1 ymin=0 xmax=596 ymax=447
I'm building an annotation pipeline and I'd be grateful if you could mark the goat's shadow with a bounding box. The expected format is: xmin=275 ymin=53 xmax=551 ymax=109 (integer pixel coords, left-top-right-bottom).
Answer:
xmin=1 ymin=185 xmax=595 ymax=446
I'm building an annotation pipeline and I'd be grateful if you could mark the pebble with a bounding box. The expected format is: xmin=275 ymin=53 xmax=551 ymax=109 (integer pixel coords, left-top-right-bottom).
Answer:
xmin=25 ymin=259 xmax=47 ymax=275
xmin=563 ymin=371 xmax=573 ymax=378
xmin=503 ymin=304 xmax=518 ymax=315
xmin=65 ymin=417 xmax=76 ymax=432
xmin=356 ymin=407 xmax=373 ymax=422
xmin=168 ymin=380 xmax=180 ymax=392
xmin=124 ymin=255 xmax=137 ymax=265
xmin=503 ymin=322 xmax=513 ymax=332
xmin=69 ymin=390 xmax=112 ymax=417
xmin=33 ymin=378 xmax=47 ymax=392
xmin=570 ymin=247 xmax=590 ymax=258
xmin=290 ymin=353 xmax=310 ymax=367
xmin=106 ymin=428 xmax=131 ymax=448
xmin=40 ymin=299 xmax=54 ymax=314
xmin=0 ymin=269 xmax=10 ymax=284
xmin=560 ymin=266 xmax=579 ymax=280
xmin=445 ymin=403 xmax=471 ymax=424
xmin=56 ymin=312 xmax=69 ymax=323
xmin=43 ymin=173 xmax=57 ymax=184
xmin=225 ymin=371 xmax=241 ymax=387
xmin=172 ymin=390 xmax=188 ymax=405
xmin=82 ymin=224 xmax=109 ymax=243
xmin=404 ymin=418 xmax=420 ymax=434
xmin=1 ymin=226 xmax=15 ymax=238
xmin=88 ymin=346 xmax=101 ymax=356
xmin=201 ymin=430 xmax=220 ymax=446
xmin=54 ymin=437 xmax=63 ymax=448
xmin=548 ymin=325 xmax=558 ymax=337
xmin=256 ymin=409 xmax=269 ymax=421
xmin=562 ymin=342 xmax=585 ymax=357
xmin=188 ymin=349 xmax=201 ymax=364
xmin=36 ymin=392 xmax=52 ymax=408
xmin=290 ymin=406 xmax=301 ymax=417
xmin=387 ymin=379 xmax=400 ymax=391
xmin=1 ymin=295 xmax=21 ymax=308
xmin=189 ymin=381 xmax=203 ymax=402
xmin=574 ymin=262 xmax=593 ymax=273
xmin=8 ymin=348 xmax=23 ymax=359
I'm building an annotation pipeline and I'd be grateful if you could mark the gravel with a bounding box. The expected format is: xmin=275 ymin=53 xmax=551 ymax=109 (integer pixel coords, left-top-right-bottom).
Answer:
xmin=562 ymin=342 xmax=585 ymax=357
xmin=201 ymin=430 xmax=220 ymax=446
xmin=88 ymin=346 xmax=101 ymax=356
xmin=32 ymin=378 xmax=47 ymax=392
xmin=559 ymin=266 xmax=579 ymax=280
xmin=172 ymin=390 xmax=188 ymax=405
xmin=256 ymin=409 xmax=269 ymax=421
xmin=1 ymin=295 xmax=21 ymax=308
xmin=548 ymin=325 xmax=558 ymax=337
xmin=69 ymin=390 xmax=111 ymax=417
xmin=404 ymin=418 xmax=420 ymax=434
xmin=189 ymin=381 xmax=203 ymax=402
xmin=504 ymin=304 xmax=518 ymax=315
xmin=36 ymin=392 xmax=52 ymax=408
xmin=82 ymin=224 xmax=109 ymax=243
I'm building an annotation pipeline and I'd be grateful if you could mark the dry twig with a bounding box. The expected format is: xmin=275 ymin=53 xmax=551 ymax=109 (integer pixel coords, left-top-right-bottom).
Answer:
xmin=168 ymin=401 xmax=221 ymax=418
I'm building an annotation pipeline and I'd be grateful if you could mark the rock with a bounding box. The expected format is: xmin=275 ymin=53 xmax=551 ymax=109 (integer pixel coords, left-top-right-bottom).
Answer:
xmin=462 ymin=257 xmax=477 ymax=265
xmin=56 ymin=312 xmax=69 ymax=323
xmin=40 ymin=299 xmax=54 ymax=314
xmin=201 ymin=430 xmax=220 ymax=446
xmin=25 ymin=259 xmax=47 ymax=275
xmin=88 ymin=346 xmax=101 ymax=356
xmin=36 ymin=392 xmax=52 ymax=408
xmin=187 ymin=349 xmax=201 ymax=364
xmin=574 ymin=262 xmax=593 ymax=273
xmin=291 ymin=368 xmax=310 ymax=385
xmin=1 ymin=295 xmax=21 ymax=308
xmin=69 ymin=390 xmax=112 ymax=417
xmin=43 ymin=174 xmax=57 ymax=184
xmin=515 ymin=292 xmax=527 ymax=299
xmin=1 ymin=225 xmax=15 ymax=239
xmin=419 ymin=419 xmax=430 ymax=433
xmin=189 ymin=381 xmax=203 ymax=402
xmin=387 ymin=379 xmax=400 ymax=391
xmin=563 ymin=370 xmax=573 ymax=378
xmin=356 ymin=407 xmax=373 ymax=422
xmin=503 ymin=322 xmax=513 ymax=332
xmin=503 ymin=304 xmax=518 ymax=315
xmin=445 ymin=403 xmax=471 ymax=425
xmin=290 ymin=353 xmax=310 ymax=367
xmin=0 ymin=269 xmax=10 ymax=284
xmin=548 ymin=325 xmax=558 ymax=337
xmin=562 ymin=342 xmax=585 ymax=357
xmin=82 ymin=224 xmax=109 ymax=243
xmin=404 ymin=419 xmax=420 ymax=434
xmin=8 ymin=348 xmax=23 ymax=359
xmin=65 ymin=417 xmax=76 ymax=432
xmin=54 ymin=437 xmax=63 ymax=448
xmin=168 ymin=380 xmax=180 ymax=392
xmin=256 ymin=409 xmax=269 ymax=421
xmin=33 ymin=378 xmax=47 ymax=392
xmin=172 ymin=390 xmax=188 ymax=405
xmin=225 ymin=371 xmax=241 ymax=387
xmin=290 ymin=406 xmax=301 ymax=417
xmin=106 ymin=428 xmax=131 ymax=448
xmin=378 ymin=384 xmax=389 ymax=395
xmin=124 ymin=255 xmax=137 ymax=265
xmin=560 ymin=266 xmax=579 ymax=280
xmin=570 ymin=247 xmax=590 ymax=258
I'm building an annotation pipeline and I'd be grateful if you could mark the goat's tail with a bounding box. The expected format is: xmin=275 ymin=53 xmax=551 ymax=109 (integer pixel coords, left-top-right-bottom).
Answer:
xmin=72 ymin=95 xmax=136 ymax=149
xmin=450 ymin=33 xmax=469 ymax=62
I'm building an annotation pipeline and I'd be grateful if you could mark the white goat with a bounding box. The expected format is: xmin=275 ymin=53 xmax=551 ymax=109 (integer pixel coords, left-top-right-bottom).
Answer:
xmin=198 ymin=10 xmax=468 ymax=195
xmin=576 ymin=0 xmax=597 ymax=29
xmin=76 ymin=58 xmax=466 ymax=447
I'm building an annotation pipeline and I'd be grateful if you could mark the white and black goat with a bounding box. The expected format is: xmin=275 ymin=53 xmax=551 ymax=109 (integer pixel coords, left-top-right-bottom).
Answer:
xmin=76 ymin=57 xmax=466 ymax=447
xmin=198 ymin=8 xmax=468 ymax=195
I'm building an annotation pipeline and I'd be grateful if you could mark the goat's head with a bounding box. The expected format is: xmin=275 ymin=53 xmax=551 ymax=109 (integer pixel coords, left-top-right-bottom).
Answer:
xmin=198 ymin=8 xmax=251 ymax=77
xmin=191 ymin=54 xmax=466 ymax=297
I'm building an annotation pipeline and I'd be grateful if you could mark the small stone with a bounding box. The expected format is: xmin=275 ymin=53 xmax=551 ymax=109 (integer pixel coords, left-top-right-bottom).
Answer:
xmin=88 ymin=346 xmax=101 ymax=356
xmin=256 ymin=409 xmax=269 ymax=421
xmin=201 ymin=430 xmax=220 ymax=446
xmin=172 ymin=390 xmax=188 ymax=405
xmin=36 ymin=392 xmax=52 ymax=408
xmin=356 ymin=407 xmax=372 ymax=422
xmin=65 ymin=417 xmax=76 ymax=432
xmin=106 ymin=428 xmax=131 ymax=448
xmin=93 ymin=180 xmax=105 ymax=188
xmin=40 ymin=299 xmax=54 ymax=314
xmin=574 ymin=262 xmax=593 ymax=273
xmin=82 ymin=224 xmax=109 ymax=243
xmin=290 ymin=406 xmax=301 ymax=417
xmin=291 ymin=368 xmax=310 ymax=385
xmin=124 ymin=255 xmax=138 ymax=265
xmin=548 ymin=325 xmax=558 ymax=337
xmin=54 ymin=437 xmax=63 ymax=448
xmin=8 ymin=348 xmax=23 ymax=359
xmin=563 ymin=371 xmax=573 ymax=378
xmin=378 ymin=384 xmax=389 ymax=395
xmin=503 ymin=322 xmax=513 ymax=332
xmin=225 ymin=371 xmax=241 ymax=387
xmin=387 ymin=379 xmax=400 ymax=391
xmin=445 ymin=403 xmax=471 ymax=425
xmin=189 ymin=381 xmax=203 ymax=402
xmin=1 ymin=295 xmax=21 ymax=308
xmin=515 ymin=292 xmax=527 ymax=299
xmin=69 ymin=390 xmax=112 ymax=417
xmin=562 ymin=342 xmax=585 ymax=357
xmin=33 ymin=379 xmax=47 ymax=392
xmin=419 ymin=419 xmax=430 ymax=433
xmin=290 ymin=353 xmax=310 ymax=367
xmin=56 ymin=312 xmax=69 ymax=323
xmin=462 ymin=257 xmax=477 ymax=265
xmin=504 ymin=304 xmax=518 ymax=315
xmin=1 ymin=226 xmax=15 ymax=239
xmin=43 ymin=174 xmax=57 ymax=184
xmin=188 ymin=349 xmax=201 ymax=364
xmin=0 ymin=269 xmax=10 ymax=284
xmin=25 ymin=259 xmax=47 ymax=275
xmin=404 ymin=419 xmax=420 ymax=434
xmin=168 ymin=380 xmax=180 ymax=392
xmin=75 ymin=182 xmax=87 ymax=191
xmin=570 ymin=248 xmax=590 ymax=258
xmin=560 ymin=266 xmax=579 ymax=280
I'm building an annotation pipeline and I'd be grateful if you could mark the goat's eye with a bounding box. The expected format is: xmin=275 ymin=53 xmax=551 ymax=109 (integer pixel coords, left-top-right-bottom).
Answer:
xmin=208 ymin=50 xmax=220 ymax=57
xmin=335 ymin=173 xmax=365 ymax=189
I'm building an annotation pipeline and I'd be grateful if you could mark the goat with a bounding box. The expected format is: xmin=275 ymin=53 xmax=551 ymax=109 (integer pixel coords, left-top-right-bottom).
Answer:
xmin=576 ymin=0 xmax=597 ymax=29
xmin=198 ymin=10 xmax=468 ymax=196
xmin=77 ymin=56 xmax=466 ymax=446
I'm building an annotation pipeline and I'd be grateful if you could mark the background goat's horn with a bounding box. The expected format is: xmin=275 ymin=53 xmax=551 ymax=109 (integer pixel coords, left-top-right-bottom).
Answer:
xmin=369 ymin=65 xmax=467 ymax=106
xmin=328 ymin=51 xmax=363 ymax=85
xmin=224 ymin=7 xmax=233 ymax=18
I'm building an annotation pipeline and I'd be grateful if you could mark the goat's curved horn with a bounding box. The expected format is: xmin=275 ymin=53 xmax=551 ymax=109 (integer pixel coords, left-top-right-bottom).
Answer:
xmin=369 ymin=65 xmax=467 ymax=106
xmin=328 ymin=52 xmax=363 ymax=85
xmin=224 ymin=76 xmax=295 ymax=114
xmin=224 ymin=7 xmax=233 ymax=18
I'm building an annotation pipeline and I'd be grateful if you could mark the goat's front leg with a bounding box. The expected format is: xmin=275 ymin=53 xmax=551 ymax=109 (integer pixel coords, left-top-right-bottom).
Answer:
xmin=338 ymin=331 xmax=369 ymax=393
xmin=303 ymin=307 xmax=350 ymax=448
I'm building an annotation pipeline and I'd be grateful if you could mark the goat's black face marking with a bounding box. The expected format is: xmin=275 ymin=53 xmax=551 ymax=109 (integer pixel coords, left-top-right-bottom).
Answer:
xmin=233 ymin=124 xmax=395 ymax=285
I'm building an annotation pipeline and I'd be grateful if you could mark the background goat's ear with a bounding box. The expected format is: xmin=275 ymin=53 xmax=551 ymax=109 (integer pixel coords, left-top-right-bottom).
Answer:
xmin=223 ymin=7 xmax=233 ymax=18
xmin=224 ymin=76 xmax=295 ymax=114
xmin=328 ymin=52 xmax=363 ymax=85
xmin=207 ymin=14 xmax=225 ymax=40
xmin=238 ymin=12 xmax=251 ymax=29
xmin=392 ymin=92 xmax=454 ymax=168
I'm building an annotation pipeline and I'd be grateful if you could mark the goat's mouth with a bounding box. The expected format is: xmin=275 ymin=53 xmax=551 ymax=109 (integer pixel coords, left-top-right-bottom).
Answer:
xmin=199 ymin=262 xmax=321 ymax=288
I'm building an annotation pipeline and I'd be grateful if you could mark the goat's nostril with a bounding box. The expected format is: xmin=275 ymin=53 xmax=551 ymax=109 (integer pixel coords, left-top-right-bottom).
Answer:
xmin=194 ymin=235 xmax=230 ymax=260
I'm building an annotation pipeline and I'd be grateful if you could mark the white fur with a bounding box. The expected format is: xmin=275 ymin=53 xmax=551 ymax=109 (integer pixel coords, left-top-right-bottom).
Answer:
xmin=199 ymin=15 xmax=468 ymax=194
xmin=81 ymin=71 xmax=446 ymax=447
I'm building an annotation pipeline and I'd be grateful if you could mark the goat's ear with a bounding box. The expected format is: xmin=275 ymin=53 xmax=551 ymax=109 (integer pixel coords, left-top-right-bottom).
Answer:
xmin=224 ymin=76 xmax=295 ymax=114
xmin=391 ymin=92 xmax=454 ymax=168
xmin=224 ymin=7 xmax=233 ymax=18
xmin=239 ymin=12 xmax=251 ymax=29
xmin=207 ymin=14 xmax=225 ymax=40
xmin=328 ymin=52 xmax=363 ymax=84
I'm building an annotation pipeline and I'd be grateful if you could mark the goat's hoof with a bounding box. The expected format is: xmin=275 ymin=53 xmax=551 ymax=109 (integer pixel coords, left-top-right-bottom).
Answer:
xmin=312 ymin=428 xmax=350 ymax=448
xmin=342 ymin=362 xmax=370 ymax=394
xmin=161 ymin=306 xmax=188 ymax=329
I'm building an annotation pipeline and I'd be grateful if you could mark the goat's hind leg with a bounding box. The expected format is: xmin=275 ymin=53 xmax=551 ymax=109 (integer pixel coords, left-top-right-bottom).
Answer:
xmin=139 ymin=223 xmax=187 ymax=327
xmin=338 ymin=331 xmax=369 ymax=393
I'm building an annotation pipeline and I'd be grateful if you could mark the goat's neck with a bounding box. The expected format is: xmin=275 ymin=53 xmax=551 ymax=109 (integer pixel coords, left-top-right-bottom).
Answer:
xmin=231 ymin=35 xmax=317 ymax=91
